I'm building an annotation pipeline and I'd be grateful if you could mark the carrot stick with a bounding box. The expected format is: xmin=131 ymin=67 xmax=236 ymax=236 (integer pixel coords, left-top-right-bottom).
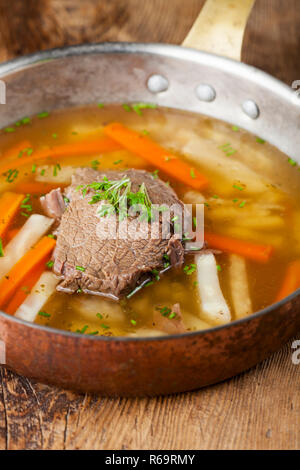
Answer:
xmin=15 ymin=182 xmax=65 ymax=195
xmin=5 ymin=263 xmax=46 ymax=314
xmin=275 ymin=260 xmax=300 ymax=302
xmin=205 ymin=231 xmax=273 ymax=263
xmin=0 ymin=236 xmax=56 ymax=309
xmin=6 ymin=228 xmax=20 ymax=243
xmin=0 ymin=137 xmax=121 ymax=175
xmin=104 ymin=122 xmax=208 ymax=190
xmin=0 ymin=192 xmax=24 ymax=238
xmin=1 ymin=140 xmax=32 ymax=161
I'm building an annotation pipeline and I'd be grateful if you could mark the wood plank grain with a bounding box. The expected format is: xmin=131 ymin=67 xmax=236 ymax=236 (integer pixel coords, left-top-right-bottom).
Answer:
xmin=0 ymin=0 xmax=299 ymax=450
xmin=0 ymin=338 xmax=299 ymax=450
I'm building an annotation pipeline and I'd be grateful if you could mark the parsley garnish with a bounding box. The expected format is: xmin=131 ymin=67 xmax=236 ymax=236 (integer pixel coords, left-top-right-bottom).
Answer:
xmin=38 ymin=311 xmax=51 ymax=318
xmin=183 ymin=263 xmax=197 ymax=275
xmin=5 ymin=169 xmax=19 ymax=183
xmin=37 ymin=111 xmax=49 ymax=119
xmin=76 ymin=266 xmax=85 ymax=272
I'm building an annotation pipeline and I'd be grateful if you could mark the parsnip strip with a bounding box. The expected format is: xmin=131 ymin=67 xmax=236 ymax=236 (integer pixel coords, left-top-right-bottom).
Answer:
xmin=229 ymin=254 xmax=252 ymax=319
xmin=15 ymin=272 xmax=59 ymax=322
xmin=0 ymin=214 xmax=53 ymax=280
xmin=195 ymin=253 xmax=231 ymax=324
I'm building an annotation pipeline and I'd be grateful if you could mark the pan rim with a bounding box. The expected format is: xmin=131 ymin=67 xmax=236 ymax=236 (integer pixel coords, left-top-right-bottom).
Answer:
xmin=0 ymin=41 xmax=298 ymax=342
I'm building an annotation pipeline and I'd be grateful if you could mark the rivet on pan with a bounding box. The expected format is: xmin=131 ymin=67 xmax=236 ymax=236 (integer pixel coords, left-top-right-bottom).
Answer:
xmin=195 ymin=84 xmax=216 ymax=102
xmin=147 ymin=74 xmax=169 ymax=93
xmin=242 ymin=100 xmax=260 ymax=119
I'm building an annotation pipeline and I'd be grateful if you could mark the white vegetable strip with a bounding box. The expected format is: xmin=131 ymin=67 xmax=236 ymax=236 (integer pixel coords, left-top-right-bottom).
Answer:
xmin=183 ymin=190 xmax=205 ymax=204
xmin=0 ymin=214 xmax=53 ymax=280
xmin=15 ymin=272 xmax=59 ymax=322
xmin=229 ymin=254 xmax=252 ymax=319
xmin=195 ymin=253 xmax=231 ymax=324
xmin=36 ymin=165 xmax=76 ymax=183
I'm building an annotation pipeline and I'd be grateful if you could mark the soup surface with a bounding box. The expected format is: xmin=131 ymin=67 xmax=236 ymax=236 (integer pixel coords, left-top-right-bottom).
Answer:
xmin=0 ymin=104 xmax=299 ymax=337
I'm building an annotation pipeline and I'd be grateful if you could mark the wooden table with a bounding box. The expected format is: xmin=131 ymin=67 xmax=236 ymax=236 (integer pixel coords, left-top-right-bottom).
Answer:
xmin=0 ymin=0 xmax=299 ymax=450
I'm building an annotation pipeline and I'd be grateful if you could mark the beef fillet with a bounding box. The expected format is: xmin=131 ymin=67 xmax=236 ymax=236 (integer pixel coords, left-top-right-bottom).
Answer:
xmin=42 ymin=168 xmax=185 ymax=299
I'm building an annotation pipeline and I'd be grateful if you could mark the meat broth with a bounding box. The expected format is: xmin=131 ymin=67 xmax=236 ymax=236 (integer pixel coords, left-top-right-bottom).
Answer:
xmin=0 ymin=104 xmax=299 ymax=336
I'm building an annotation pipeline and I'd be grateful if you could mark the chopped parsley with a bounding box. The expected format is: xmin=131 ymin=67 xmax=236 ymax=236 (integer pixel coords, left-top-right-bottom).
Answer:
xmin=0 ymin=238 xmax=3 ymax=257
xmin=151 ymin=269 xmax=160 ymax=281
xmin=122 ymin=102 xmax=157 ymax=115
xmin=96 ymin=313 xmax=103 ymax=320
xmin=233 ymin=183 xmax=245 ymax=191
xmin=91 ymin=159 xmax=100 ymax=170
xmin=53 ymin=163 xmax=61 ymax=176
xmin=190 ymin=168 xmax=196 ymax=179
xmin=219 ymin=142 xmax=237 ymax=156
xmin=232 ymin=125 xmax=239 ymax=132
xmin=46 ymin=260 xmax=54 ymax=268
xmin=288 ymin=158 xmax=297 ymax=167
xmin=76 ymin=325 xmax=88 ymax=334
xmin=37 ymin=111 xmax=49 ymax=119
xmin=122 ymin=104 xmax=132 ymax=112
xmin=78 ymin=176 xmax=154 ymax=222
xmin=21 ymin=117 xmax=30 ymax=125
xmin=97 ymin=103 xmax=104 ymax=108
xmin=132 ymin=102 xmax=157 ymax=116
xmin=130 ymin=319 xmax=137 ymax=326
xmin=5 ymin=169 xmax=19 ymax=183
xmin=38 ymin=311 xmax=51 ymax=318
xmin=163 ymin=253 xmax=170 ymax=268
xmin=18 ymin=147 xmax=33 ymax=158
xmin=4 ymin=127 xmax=15 ymax=133
xmin=256 ymin=137 xmax=265 ymax=144
xmin=183 ymin=263 xmax=197 ymax=275
xmin=21 ymin=195 xmax=32 ymax=216
xmin=76 ymin=265 xmax=86 ymax=272
xmin=156 ymin=306 xmax=177 ymax=320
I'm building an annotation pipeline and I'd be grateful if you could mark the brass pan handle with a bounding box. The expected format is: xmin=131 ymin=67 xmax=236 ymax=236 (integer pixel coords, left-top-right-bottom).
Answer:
xmin=182 ymin=0 xmax=256 ymax=62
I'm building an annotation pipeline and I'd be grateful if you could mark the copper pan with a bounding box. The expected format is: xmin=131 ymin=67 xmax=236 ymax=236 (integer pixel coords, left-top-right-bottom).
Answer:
xmin=0 ymin=0 xmax=299 ymax=396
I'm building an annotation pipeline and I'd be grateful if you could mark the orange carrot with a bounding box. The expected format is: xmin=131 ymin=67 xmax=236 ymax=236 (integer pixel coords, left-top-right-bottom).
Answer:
xmin=6 ymin=228 xmax=20 ymax=243
xmin=205 ymin=231 xmax=273 ymax=263
xmin=1 ymin=140 xmax=32 ymax=161
xmin=104 ymin=122 xmax=208 ymax=190
xmin=15 ymin=182 xmax=66 ymax=195
xmin=0 ymin=236 xmax=56 ymax=309
xmin=0 ymin=137 xmax=121 ymax=175
xmin=0 ymin=192 xmax=24 ymax=238
xmin=275 ymin=260 xmax=300 ymax=302
xmin=5 ymin=263 xmax=46 ymax=314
